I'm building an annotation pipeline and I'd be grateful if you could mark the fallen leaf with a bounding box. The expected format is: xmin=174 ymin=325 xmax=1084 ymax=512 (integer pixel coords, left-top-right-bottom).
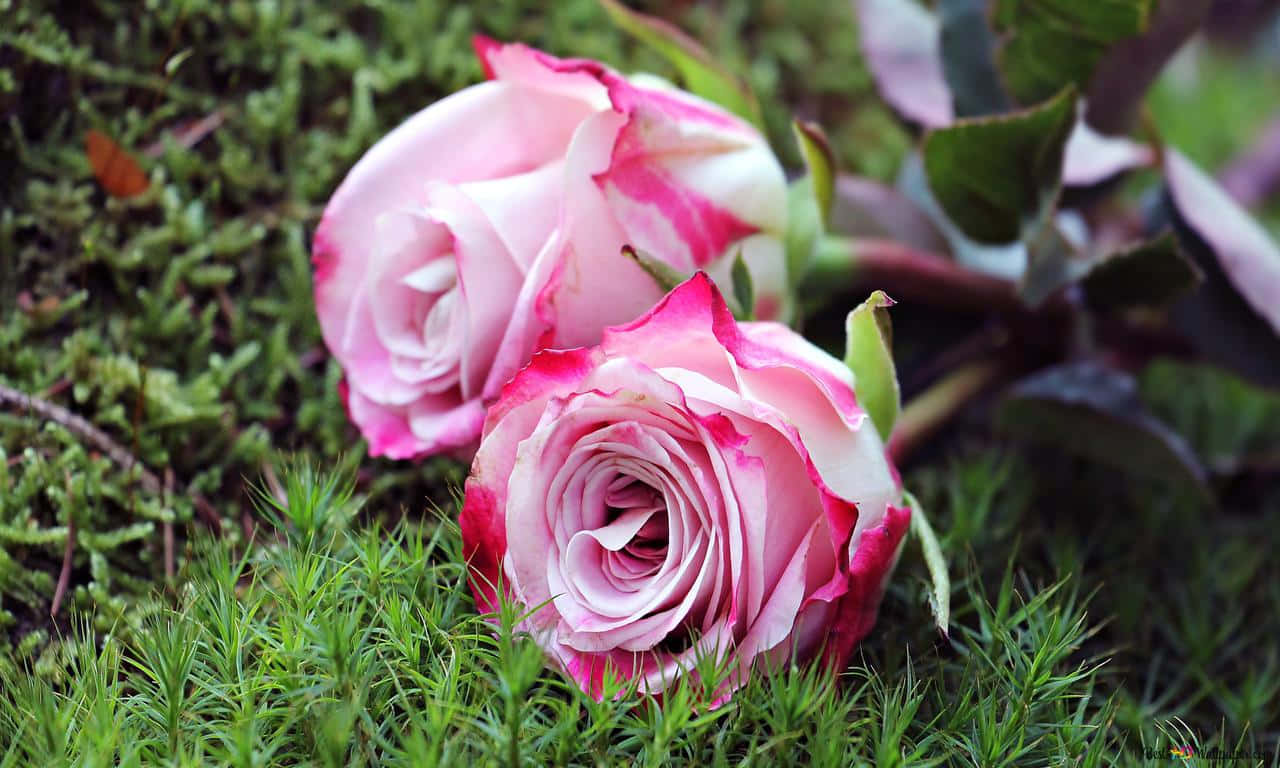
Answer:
xmin=85 ymin=129 xmax=149 ymax=198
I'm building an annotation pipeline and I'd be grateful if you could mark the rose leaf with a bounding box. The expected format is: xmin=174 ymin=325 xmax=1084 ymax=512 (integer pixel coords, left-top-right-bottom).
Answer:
xmin=792 ymin=120 xmax=836 ymax=229
xmin=622 ymin=245 xmax=686 ymax=295
xmin=845 ymin=290 xmax=900 ymax=443
xmin=1081 ymin=232 xmax=1203 ymax=312
xmin=904 ymin=490 xmax=950 ymax=639
xmin=993 ymin=0 xmax=1155 ymax=107
xmin=923 ymin=84 xmax=1077 ymax=245
xmin=1019 ymin=221 xmax=1091 ymax=307
xmin=996 ymin=362 xmax=1212 ymax=504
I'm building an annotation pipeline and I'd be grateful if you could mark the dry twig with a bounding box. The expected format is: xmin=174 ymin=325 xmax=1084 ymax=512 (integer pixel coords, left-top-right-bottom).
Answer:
xmin=0 ymin=383 xmax=223 ymax=531
xmin=51 ymin=471 xmax=77 ymax=617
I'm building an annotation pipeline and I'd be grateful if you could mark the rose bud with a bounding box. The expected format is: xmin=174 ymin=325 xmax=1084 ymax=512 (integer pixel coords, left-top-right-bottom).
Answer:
xmin=313 ymin=39 xmax=789 ymax=459
xmin=460 ymin=274 xmax=908 ymax=699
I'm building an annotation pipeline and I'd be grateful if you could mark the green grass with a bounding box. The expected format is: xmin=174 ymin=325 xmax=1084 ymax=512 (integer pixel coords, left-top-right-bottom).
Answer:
xmin=3 ymin=452 xmax=1276 ymax=765
xmin=2 ymin=1 xmax=1279 ymax=765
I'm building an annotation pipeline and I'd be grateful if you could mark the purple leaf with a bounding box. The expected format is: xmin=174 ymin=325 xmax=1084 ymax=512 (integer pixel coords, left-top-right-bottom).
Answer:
xmin=854 ymin=0 xmax=954 ymax=128
xmin=1062 ymin=120 xmax=1154 ymax=187
xmin=997 ymin=362 xmax=1211 ymax=503
xmin=831 ymin=175 xmax=950 ymax=254
xmin=1165 ymin=148 xmax=1280 ymax=335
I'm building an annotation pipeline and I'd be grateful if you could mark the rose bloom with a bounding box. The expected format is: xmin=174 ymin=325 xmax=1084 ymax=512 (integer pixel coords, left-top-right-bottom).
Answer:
xmin=313 ymin=38 xmax=789 ymax=459
xmin=461 ymin=274 xmax=909 ymax=697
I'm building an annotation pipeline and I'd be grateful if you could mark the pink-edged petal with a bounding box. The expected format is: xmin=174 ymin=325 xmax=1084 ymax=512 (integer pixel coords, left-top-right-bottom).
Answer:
xmin=346 ymin=389 xmax=428 ymax=460
xmin=540 ymin=110 xmax=671 ymax=348
xmin=472 ymin=36 xmax=611 ymax=110
xmin=483 ymin=346 xmax=602 ymax=435
xmin=823 ymin=503 xmax=911 ymax=666
xmin=596 ymin=77 xmax=784 ymax=270
xmin=597 ymin=272 xmax=738 ymax=388
xmin=407 ymin=394 xmax=485 ymax=454
xmin=461 ymin=479 xmax=506 ymax=613
xmin=734 ymin=520 xmax=820 ymax=662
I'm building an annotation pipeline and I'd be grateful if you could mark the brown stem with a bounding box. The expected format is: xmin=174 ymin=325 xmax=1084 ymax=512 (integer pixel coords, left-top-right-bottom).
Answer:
xmin=51 ymin=471 xmax=76 ymax=617
xmin=811 ymin=237 xmax=1046 ymax=315
xmin=889 ymin=360 xmax=1008 ymax=464
xmin=1085 ymin=0 xmax=1214 ymax=134
xmin=0 ymin=383 xmax=222 ymax=532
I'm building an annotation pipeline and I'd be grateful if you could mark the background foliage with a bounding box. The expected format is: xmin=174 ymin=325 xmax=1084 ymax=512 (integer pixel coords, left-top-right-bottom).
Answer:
xmin=1 ymin=0 xmax=1278 ymax=765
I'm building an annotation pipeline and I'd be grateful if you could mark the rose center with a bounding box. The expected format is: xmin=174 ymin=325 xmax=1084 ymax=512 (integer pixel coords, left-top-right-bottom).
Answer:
xmin=603 ymin=475 xmax=669 ymax=570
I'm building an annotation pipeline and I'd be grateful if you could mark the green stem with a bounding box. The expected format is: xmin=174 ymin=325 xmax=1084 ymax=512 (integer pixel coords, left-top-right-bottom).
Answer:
xmin=889 ymin=360 xmax=1007 ymax=464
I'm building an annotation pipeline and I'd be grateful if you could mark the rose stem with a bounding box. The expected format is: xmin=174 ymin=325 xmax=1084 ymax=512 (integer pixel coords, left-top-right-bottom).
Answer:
xmin=889 ymin=360 xmax=1008 ymax=465
xmin=806 ymin=236 xmax=1029 ymax=315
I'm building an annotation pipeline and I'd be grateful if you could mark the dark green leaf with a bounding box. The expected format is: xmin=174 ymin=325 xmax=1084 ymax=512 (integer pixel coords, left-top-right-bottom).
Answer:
xmin=994 ymin=0 xmax=1154 ymax=106
xmin=598 ymin=0 xmax=762 ymax=127
xmin=938 ymin=0 xmax=1010 ymax=118
xmin=997 ymin=362 xmax=1211 ymax=503
xmin=923 ymin=85 xmax=1077 ymax=244
xmin=1082 ymin=232 xmax=1203 ymax=312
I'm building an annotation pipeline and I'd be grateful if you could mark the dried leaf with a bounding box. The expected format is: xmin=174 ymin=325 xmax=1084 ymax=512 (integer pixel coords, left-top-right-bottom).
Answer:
xmin=85 ymin=130 xmax=148 ymax=198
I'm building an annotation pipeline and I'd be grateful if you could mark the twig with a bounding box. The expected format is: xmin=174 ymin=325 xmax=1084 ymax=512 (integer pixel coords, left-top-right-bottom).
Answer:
xmin=0 ymin=383 xmax=223 ymax=532
xmin=142 ymin=109 xmax=227 ymax=159
xmin=51 ymin=471 xmax=77 ymax=617
xmin=1084 ymin=0 xmax=1214 ymax=134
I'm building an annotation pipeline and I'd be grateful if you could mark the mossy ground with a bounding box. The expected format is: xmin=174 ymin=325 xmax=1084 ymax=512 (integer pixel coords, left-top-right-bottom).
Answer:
xmin=1 ymin=2 xmax=1277 ymax=765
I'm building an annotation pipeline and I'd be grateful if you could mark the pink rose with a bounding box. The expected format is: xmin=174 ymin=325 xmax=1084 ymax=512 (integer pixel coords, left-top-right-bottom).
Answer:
xmin=460 ymin=274 xmax=908 ymax=698
xmin=313 ymin=39 xmax=789 ymax=459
